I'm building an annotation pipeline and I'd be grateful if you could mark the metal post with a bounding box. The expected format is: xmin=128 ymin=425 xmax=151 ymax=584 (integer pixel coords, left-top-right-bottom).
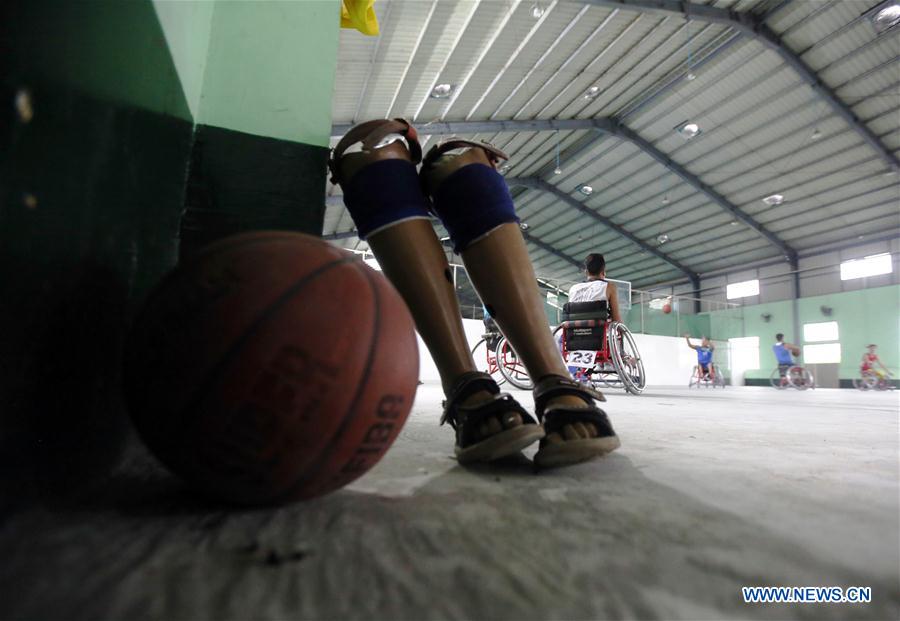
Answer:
xmin=791 ymin=257 xmax=801 ymax=345
xmin=640 ymin=291 xmax=645 ymax=334
xmin=676 ymin=300 xmax=680 ymax=338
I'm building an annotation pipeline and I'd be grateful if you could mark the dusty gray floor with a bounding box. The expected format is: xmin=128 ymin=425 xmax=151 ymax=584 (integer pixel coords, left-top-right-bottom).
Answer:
xmin=2 ymin=385 xmax=898 ymax=620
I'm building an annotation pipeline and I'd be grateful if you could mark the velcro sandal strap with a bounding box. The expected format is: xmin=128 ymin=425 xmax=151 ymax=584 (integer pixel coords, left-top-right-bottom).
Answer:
xmin=533 ymin=374 xmax=605 ymax=421
xmin=453 ymin=394 xmax=534 ymax=448
xmin=422 ymin=139 xmax=509 ymax=171
xmin=541 ymin=407 xmax=616 ymax=439
xmin=440 ymin=371 xmax=500 ymax=428
xmin=329 ymin=118 xmax=422 ymax=185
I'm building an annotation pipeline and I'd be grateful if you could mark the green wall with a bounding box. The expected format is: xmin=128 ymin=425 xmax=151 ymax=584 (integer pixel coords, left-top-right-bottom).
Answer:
xmin=151 ymin=0 xmax=341 ymax=146
xmin=199 ymin=0 xmax=340 ymax=147
xmin=152 ymin=0 xmax=216 ymax=121
xmin=706 ymin=285 xmax=899 ymax=380
xmin=623 ymin=305 xmax=713 ymax=339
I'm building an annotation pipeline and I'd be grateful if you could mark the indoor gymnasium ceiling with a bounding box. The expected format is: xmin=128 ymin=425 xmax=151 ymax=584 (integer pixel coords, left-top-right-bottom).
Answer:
xmin=324 ymin=0 xmax=900 ymax=291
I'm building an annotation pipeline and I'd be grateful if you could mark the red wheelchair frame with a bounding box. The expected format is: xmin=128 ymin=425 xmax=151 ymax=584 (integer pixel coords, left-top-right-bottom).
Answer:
xmin=552 ymin=301 xmax=645 ymax=395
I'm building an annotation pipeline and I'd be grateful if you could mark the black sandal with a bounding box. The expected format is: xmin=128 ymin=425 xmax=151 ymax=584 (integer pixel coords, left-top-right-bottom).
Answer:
xmin=441 ymin=371 xmax=544 ymax=463
xmin=532 ymin=375 xmax=620 ymax=469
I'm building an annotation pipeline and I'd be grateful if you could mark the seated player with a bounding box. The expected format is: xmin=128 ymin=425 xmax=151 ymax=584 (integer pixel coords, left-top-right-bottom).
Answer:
xmin=861 ymin=344 xmax=891 ymax=382
xmin=567 ymin=253 xmax=622 ymax=322
xmin=684 ymin=334 xmax=715 ymax=381
xmin=563 ymin=253 xmax=622 ymax=378
xmin=773 ymin=333 xmax=800 ymax=386
xmin=329 ymin=120 xmax=618 ymax=469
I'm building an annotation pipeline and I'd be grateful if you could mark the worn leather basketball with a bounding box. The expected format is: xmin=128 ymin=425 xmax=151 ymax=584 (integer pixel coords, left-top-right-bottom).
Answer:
xmin=124 ymin=231 xmax=418 ymax=504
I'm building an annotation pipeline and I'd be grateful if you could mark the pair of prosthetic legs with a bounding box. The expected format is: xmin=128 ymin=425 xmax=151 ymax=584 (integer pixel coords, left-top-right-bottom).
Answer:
xmin=328 ymin=120 xmax=619 ymax=468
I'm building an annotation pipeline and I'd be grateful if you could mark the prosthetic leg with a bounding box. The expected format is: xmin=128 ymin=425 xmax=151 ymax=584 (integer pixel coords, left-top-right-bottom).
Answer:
xmin=329 ymin=121 xmax=543 ymax=463
xmin=420 ymin=141 xmax=620 ymax=468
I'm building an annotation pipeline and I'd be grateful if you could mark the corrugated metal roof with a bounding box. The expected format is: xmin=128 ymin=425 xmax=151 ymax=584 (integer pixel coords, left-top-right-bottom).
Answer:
xmin=327 ymin=0 xmax=900 ymax=289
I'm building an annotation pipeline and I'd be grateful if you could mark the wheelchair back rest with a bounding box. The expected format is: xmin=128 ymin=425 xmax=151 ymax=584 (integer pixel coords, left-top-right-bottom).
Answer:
xmin=562 ymin=300 xmax=609 ymax=322
xmin=562 ymin=321 xmax=606 ymax=351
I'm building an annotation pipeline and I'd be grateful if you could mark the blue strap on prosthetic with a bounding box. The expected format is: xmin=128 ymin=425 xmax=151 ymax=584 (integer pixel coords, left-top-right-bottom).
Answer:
xmin=430 ymin=164 xmax=519 ymax=253
xmin=341 ymin=159 xmax=431 ymax=239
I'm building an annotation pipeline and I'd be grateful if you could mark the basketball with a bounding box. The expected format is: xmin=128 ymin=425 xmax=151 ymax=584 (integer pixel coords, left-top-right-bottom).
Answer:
xmin=123 ymin=231 xmax=419 ymax=504
xmin=663 ymin=303 xmax=672 ymax=314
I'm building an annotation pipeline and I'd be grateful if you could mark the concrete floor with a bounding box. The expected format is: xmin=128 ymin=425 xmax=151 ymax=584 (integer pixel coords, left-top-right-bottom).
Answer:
xmin=2 ymin=385 xmax=898 ymax=620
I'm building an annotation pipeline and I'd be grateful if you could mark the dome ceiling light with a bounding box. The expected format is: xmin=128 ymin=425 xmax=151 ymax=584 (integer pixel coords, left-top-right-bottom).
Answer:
xmin=430 ymin=83 xmax=454 ymax=99
xmin=871 ymin=2 xmax=900 ymax=33
xmin=675 ymin=121 xmax=701 ymax=139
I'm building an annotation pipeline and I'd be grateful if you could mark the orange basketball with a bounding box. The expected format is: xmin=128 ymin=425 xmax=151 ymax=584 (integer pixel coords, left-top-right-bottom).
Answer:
xmin=124 ymin=232 xmax=418 ymax=504
xmin=663 ymin=303 xmax=672 ymax=314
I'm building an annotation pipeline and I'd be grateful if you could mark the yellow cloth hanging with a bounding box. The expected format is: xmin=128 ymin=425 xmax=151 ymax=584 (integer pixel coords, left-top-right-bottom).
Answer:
xmin=341 ymin=0 xmax=379 ymax=36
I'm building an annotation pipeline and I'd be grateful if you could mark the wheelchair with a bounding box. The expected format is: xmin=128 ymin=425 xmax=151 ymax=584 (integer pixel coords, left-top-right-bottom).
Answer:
xmin=852 ymin=369 xmax=895 ymax=391
xmin=769 ymin=362 xmax=815 ymax=390
xmin=689 ymin=363 xmax=726 ymax=388
xmin=549 ymin=300 xmax=646 ymax=395
xmin=470 ymin=317 xmax=506 ymax=387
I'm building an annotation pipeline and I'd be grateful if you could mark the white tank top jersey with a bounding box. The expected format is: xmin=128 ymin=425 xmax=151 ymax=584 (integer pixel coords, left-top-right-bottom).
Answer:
xmin=568 ymin=279 xmax=609 ymax=303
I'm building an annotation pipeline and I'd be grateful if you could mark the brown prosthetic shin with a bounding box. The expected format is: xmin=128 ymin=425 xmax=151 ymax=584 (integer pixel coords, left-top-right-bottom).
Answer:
xmin=366 ymin=221 xmax=475 ymax=394
xmin=460 ymin=223 xmax=570 ymax=381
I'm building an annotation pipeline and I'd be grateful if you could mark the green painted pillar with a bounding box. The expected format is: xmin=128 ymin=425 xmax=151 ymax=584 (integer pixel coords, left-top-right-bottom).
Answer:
xmin=0 ymin=0 xmax=342 ymax=500
xmin=177 ymin=0 xmax=342 ymax=257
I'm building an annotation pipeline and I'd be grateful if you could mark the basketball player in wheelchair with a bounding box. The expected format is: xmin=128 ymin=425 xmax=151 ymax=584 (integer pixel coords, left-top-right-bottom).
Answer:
xmin=552 ymin=254 xmax=646 ymax=395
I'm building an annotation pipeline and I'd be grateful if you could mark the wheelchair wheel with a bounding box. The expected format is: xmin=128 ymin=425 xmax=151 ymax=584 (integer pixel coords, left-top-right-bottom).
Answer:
xmin=787 ymin=366 xmax=814 ymax=390
xmin=713 ymin=365 xmax=727 ymax=388
xmin=688 ymin=366 xmax=700 ymax=388
xmin=496 ymin=336 xmax=534 ymax=390
xmin=770 ymin=368 xmax=787 ymax=389
xmin=470 ymin=337 xmax=506 ymax=387
xmin=608 ymin=322 xmax=645 ymax=395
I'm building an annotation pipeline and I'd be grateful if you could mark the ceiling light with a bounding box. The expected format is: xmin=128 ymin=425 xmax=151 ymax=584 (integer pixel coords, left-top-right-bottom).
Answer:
xmin=430 ymin=83 xmax=453 ymax=99
xmin=531 ymin=3 xmax=545 ymax=19
xmin=499 ymin=164 xmax=511 ymax=173
xmin=578 ymin=184 xmax=593 ymax=196
xmin=883 ymin=169 xmax=897 ymax=177
xmin=583 ymin=85 xmax=600 ymax=100
xmin=662 ymin=195 xmax=669 ymax=204
xmin=762 ymin=193 xmax=784 ymax=206
xmin=675 ymin=121 xmax=701 ymax=139
xmin=811 ymin=128 xmax=822 ymax=141
xmin=871 ymin=2 xmax=900 ymax=33
xmin=15 ymin=89 xmax=33 ymax=123
xmin=519 ymin=222 xmax=530 ymax=231
xmin=730 ymin=220 xmax=738 ymax=226
xmin=657 ymin=234 xmax=669 ymax=244
xmin=685 ymin=71 xmax=697 ymax=81
xmin=553 ymin=166 xmax=562 ymax=175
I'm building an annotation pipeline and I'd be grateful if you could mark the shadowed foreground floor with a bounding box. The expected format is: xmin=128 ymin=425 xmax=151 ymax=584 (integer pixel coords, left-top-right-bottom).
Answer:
xmin=1 ymin=385 xmax=898 ymax=620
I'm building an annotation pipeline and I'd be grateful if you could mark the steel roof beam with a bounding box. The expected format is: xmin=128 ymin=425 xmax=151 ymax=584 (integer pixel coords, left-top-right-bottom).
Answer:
xmin=510 ymin=177 xmax=699 ymax=284
xmin=543 ymin=119 xmax=798 ymax=261
xmin=577 ymin=0 xmax=900 ymax=172
xmin=332 ymin=118 xmax=613 ymax=137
